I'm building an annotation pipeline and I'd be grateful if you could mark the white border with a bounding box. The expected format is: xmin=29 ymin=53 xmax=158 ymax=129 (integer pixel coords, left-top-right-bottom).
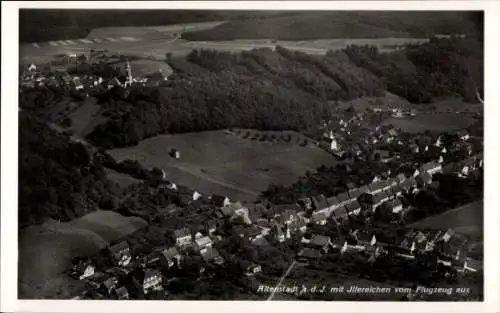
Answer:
xmin=2 ymin=1 xmax=500 ymax=313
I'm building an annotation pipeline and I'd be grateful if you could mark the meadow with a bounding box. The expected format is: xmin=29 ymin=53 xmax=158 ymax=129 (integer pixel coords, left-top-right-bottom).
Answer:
xmin=108 ymin=129 xmax=337 ymax=203
xmin=407 ymin=200 xmax=483 ymax=235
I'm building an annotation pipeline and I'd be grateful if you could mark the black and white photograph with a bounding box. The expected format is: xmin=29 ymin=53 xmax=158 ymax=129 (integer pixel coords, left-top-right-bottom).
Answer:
xmin=2 ymin=1 xmax=500 ymax=313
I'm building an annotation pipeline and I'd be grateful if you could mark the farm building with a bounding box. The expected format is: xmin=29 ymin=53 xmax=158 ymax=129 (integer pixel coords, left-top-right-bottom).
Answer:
xmin=108 ymin=241 xmax=132 ymax=267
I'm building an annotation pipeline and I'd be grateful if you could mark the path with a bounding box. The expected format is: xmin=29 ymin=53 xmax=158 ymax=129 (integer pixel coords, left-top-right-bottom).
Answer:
xmin=266 ymin=260 xmax=297 ymax=301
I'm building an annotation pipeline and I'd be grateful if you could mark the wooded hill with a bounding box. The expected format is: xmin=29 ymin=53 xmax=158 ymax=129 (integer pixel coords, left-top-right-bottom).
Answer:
xmin=85 ymin=37 xmax=482 ymax=148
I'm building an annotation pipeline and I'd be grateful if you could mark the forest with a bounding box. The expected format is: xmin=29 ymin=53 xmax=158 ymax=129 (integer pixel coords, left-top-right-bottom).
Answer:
xmin=18 ymin=113 xmax=121 ymax=227
xmin=84 ymin=36 xmax=483 ymax=149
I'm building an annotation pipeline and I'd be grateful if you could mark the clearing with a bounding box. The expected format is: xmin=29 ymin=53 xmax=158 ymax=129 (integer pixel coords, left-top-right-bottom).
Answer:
xmin=19 ymin=210 xmax=147 ymax=299
xmin=108 ymin=130 xmax=337 ymax=203
xmin=407 ymin=200 xmax=483 ymax=235
xmin=112 ymin=59 xmax=174 ymax=78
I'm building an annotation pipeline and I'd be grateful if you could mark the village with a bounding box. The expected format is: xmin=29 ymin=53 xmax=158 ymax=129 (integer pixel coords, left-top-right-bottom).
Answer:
xmin=63 ymin=108 xmax=483 ymax=300
xmin=17 ymin=51 xmax=484 ymax=300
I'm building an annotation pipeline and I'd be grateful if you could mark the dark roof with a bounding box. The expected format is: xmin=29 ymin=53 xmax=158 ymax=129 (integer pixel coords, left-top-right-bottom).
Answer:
xmin=345 ymin=200 xmax=361 ymax=212
xmin=161 ymin=247 xmax=179 ymax=261
xmin=310 ymin=235 xmax=331 ymax=247
xmin=116 ymin=286 xmax=128 ymax=297
xmin=109 ymin=241 xmax=129 ymax=254
xmin=298 ymin=247 xmax=322 ymax=260
xmin=385 ymin=198 xmax=402 ymax=208
xmin=372 ymin=192 xmax=389 ymax=204
xmin=348 ymin=187 xmax=369 ymax=199
xmin=417 ymin=172 xmax=432 ymax=182
xmin=396 ymin=173 xmax=406 ymax=182
xmin=336 ymin=192 xmax=350 ymax=203
xmin=144 ymin=269 xmax=161 ymax=281
xmin=331 ymin=206 xmax=348 ymax=218
xmin=312 ymin=194 xmax=328 ymax=210
xmin=210 ymin=194 xmax=229 ymax=206
xmin=246 ymin=226 xmax=263 ymax=238
xmin=368 ymin=180 xmax=386 ymax=193
xmin=326 ymin=196 xmax=340 ymax=207
xmin=312 ymin=212 xmax=327 ymax=222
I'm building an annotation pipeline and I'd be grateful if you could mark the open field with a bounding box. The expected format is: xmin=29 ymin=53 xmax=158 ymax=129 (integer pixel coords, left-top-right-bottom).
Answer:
xmin=106 ymin=168 xmax=142 ymax=188
xmin=407 ymin=200 xmax=483 ymax=235
xmin=383 ymin=112 xmax=477 ymax=133
xmin=19 ymin=211 xmax=147 ymax=298
xmin=19 ymin=18 xmax=431 ymax=65
xmin=108 ymin=130 xmax=337 ymax=203
xmin=113 ymin=59 xmax=174 ymax=77
xmin=335 ymin=92 xmax=412 ymax=111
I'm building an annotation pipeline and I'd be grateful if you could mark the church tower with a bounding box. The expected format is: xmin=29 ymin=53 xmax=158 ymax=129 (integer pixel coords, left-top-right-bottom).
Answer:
xmin=125 ymin=60 xmax=133 ymax=87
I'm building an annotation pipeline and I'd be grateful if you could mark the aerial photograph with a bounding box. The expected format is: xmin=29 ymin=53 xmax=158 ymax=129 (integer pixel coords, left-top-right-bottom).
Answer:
xmin=18 ymin=9 xmax=483 ymax=301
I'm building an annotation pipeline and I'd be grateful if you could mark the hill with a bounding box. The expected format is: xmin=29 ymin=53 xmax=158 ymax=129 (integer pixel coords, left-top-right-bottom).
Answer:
xmin=19 ymin=10 xmax=294 ymax=43
xmin=183 ymin=11 xmax=483 ymax=41
xmin=19 ymin=211 xmax=147 ymax=298
xmin=85 ymin=37 xmax=482 ymax=149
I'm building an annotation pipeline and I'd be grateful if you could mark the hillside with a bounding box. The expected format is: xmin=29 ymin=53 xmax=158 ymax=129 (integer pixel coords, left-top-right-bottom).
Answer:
xmin=183 ymin=11 xmax=483 ymax=41
xmin=85 ymin=37 xmax=482 ymax=149
xmin=19 ymin=10 xmax=294 ymax=43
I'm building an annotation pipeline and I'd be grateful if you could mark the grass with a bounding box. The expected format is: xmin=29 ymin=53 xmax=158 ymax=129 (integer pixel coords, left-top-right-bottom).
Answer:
xmin=18 ymin=211 xmax=147 ymax=298
xmin=112 ymin=59 xmax=174 ymax=78
xmin=407 ymin=200 xmax=483 ymax=235
xmin=108 ymin=129 xmax=337 ymax=203
xmin=384 ymin=113 xmax=477 ymax=133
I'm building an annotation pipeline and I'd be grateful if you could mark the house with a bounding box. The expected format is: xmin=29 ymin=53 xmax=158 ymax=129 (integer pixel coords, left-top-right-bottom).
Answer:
xmin=115 ymin=286 xmax=129 ymax=300
xmin=296 ymin=248 xmax=322 ymax=262
xmin=277 ymin=207 xmax=299 ymax=225
xmin=273 ymin=223 xmax=286 ymax=242
xmin=336 ymin=192 xmax=352 ymax=207
xmin=457 ymin=130 xmax=470 ymax=141
xmin=205 ymin=220 xmax=218 ymax=235
xmin=135 ymin=269 xmax=163 ymax=294
xmin=340 ymin=241 xmax=366 ymax=254
xmin=210 ymin=195 xmax=231 ymax=207
xmin=345 ymin=199 xmax=362 ymax=216
xmin=100 ymin=276 xmax=119 ymax=296
xmin=384 ymin=198 xmax=403 ymax=214
xmin=392 ymin=246 xmax=416 ymax=260
xmin=370 ymin=192 xmax=389 ymax=212
xmin=462 ymin=257 xmax=483 ymax=272
xmin=409 ymin=143 xmax=420 ymax=153
xmin=245 ymin=263 xmax=262 ymax=276
xmin=368 ymin=180 xmax=386 ymax=195
xmin=173 ymin=228 xmax=192 ymax=246
xmin=298 ymin=197 xmax=313 ymax=210
xmin=308 ymin=235 xmax=332 ymax=253
xmin=330 ymin=206 xmax=349 ymax=221
xmin=192 ymin=191 xmax=202 ymax=201
xmin=311 ymin=212 xmax=328 ymax=225
xmin=348 ymin=186 xmax=370 ymax=200
xmin=288 ymin=218 xmax=307 ymax=233
xmin=311 ymin=194 xmax=328 ymax=211
xmin=70 ymin=260 xmax=95 ymax=280
xmin=195 ymin=236 xmax=213 ymax=253
xmin=352 ymin=230 xmax=377 ymax=247
xmin=387 ymin=128 xmax=398 ymax=137
xmin=396 ymin=173 xmax=407 ymax=183
xmin=246 ymin=225 xmax=265 ymax=242
xmin=108 ymin=241 xmax=132 ymax=267
xmin=420 ymin=161 xmax=442 ymax=175
xmin=399 ymin=177 xmax=417 ymax=192
xmin=416 ymin=172 xmax=433 ymax=187
xmin=201 ymin=247 xmax=224 ymax=265
xmin=160 ymin=247 xmax=181 ymax=268
xmin=374 ymin=149 xmax=392 ymax=163
xmin=326 ymin=196 xmax=341 ymax=212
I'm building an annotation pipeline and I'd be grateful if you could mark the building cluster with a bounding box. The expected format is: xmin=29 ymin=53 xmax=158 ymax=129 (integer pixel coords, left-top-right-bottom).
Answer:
xmin=19 ymin=60 xmax=169 ymax=94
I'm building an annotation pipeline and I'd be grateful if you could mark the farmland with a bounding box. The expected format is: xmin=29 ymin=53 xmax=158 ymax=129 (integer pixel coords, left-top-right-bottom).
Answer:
xmin=18 ymin=211 xmax=147 ymax=298
xmin=108 ymin=130 xmax=337 ymax=203
xmin=407 ymin=200 xmax=483 ymax=235
xmin=383 ymin=112 xmax=478 ymax=133
xmin=112 ymin=59 xmax=174 ymax=77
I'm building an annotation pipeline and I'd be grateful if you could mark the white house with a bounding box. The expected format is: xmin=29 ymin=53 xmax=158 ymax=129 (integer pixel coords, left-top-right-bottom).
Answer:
xmin=193 ymin=191 xmax=202 ymax=201
xmin=173 ymin=228 xmax=192 ymax=246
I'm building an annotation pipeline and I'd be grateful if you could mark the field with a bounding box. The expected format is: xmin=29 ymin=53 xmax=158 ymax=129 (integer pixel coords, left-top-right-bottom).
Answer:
xmin=106 ymin=168 xmax=142 ymax=188
xmin=335 ymin=92 xmax=412 ymax=111
xmin=407 ymin=200 xmax=483 ymax=235
xmin=112 ymin=59 xmax=174 ymax=78
xmin=19 ymin=211 xmax=147 ymax=298
xmin=384 ymin=112 xmax=477 ymax=133
xmin=108 ymin=130 xmax=337 ymax=203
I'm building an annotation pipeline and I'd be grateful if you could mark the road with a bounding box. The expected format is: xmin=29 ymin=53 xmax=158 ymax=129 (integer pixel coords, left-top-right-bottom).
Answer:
xmin=266 ymin=260 xmax=297 ymax=301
